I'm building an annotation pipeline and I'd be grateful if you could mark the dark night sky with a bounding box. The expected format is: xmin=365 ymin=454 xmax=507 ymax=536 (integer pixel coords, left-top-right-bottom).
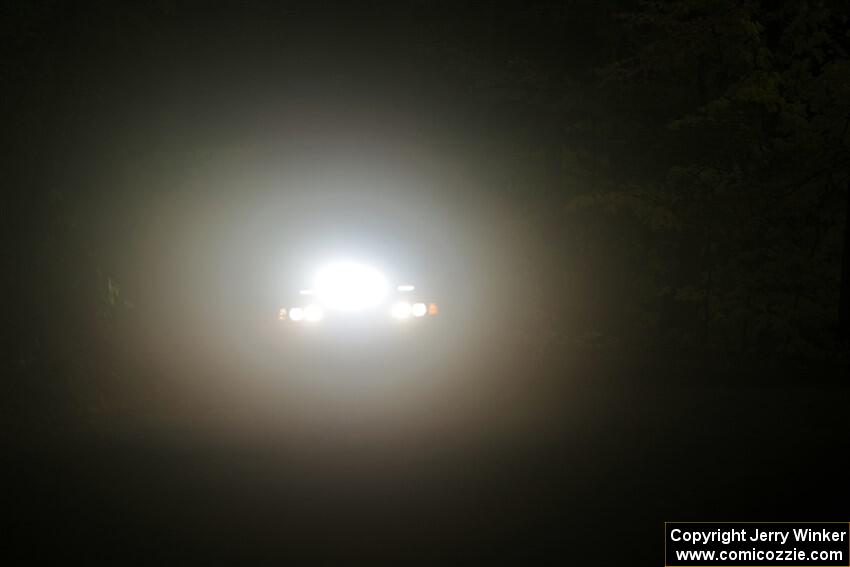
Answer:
xmin=3 ymin=1 xmax=850 ymax=564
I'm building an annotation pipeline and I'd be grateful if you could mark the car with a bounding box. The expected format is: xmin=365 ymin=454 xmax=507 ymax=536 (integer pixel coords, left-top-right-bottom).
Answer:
xmin=277 ymin=260 xmax=438 ymax=325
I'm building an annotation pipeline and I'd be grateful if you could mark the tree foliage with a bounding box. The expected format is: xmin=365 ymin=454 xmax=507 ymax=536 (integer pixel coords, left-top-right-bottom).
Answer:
xmin=559 ymin=0 xmax=850 ymax=356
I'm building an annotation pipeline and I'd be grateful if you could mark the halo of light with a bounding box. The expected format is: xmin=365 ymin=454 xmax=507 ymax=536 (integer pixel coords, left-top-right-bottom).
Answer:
xmin=314 ymin=261 xmax=389 ymax=311
xmin=304 ymin=304 xmax=324 ymax=322
xmin=411 ymin=303 xmax=427 ymax=317
xmin=391 ymin=301 xmax=412 ymax=319
xmin=289 ymin=307 xmax=304 ymax=321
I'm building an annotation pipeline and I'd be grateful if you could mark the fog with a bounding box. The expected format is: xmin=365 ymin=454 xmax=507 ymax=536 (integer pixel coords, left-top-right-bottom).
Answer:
xmin=6 ymin=2 xmax=848 ymax=563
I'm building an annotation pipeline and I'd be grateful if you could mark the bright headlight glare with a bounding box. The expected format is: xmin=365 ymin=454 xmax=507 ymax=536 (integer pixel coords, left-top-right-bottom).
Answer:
xmin=391 ymin=301 xmax=412 ymax=319
xmin=314 ymin=261 xmax=388 ymax=311
xmin=412 ymin=302 xmax=427 ymax=317
xmin=304 ymin=304 xmax=323 ymax=322
xmin=289 ymin=307 xmax=304 ymax=322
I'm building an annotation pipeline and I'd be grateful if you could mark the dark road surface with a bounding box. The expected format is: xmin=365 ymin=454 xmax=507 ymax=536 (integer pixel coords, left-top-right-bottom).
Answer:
xmin=4 ymin=342 xmax=848 ymax=564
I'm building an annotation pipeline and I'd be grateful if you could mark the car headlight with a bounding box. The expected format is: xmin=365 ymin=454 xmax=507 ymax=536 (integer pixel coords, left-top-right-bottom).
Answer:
xmin=314 ymin=261 xmax=389 ymax=311
xmin=304 ymin=304 xmax=324 ymax=322
xmin=289 ymin=307 xmax=305 ymax=322
xmin=391 ymin=301 xmax=412 ymax=319
xmin=411 ymin=302 xmax=427 ymax=317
